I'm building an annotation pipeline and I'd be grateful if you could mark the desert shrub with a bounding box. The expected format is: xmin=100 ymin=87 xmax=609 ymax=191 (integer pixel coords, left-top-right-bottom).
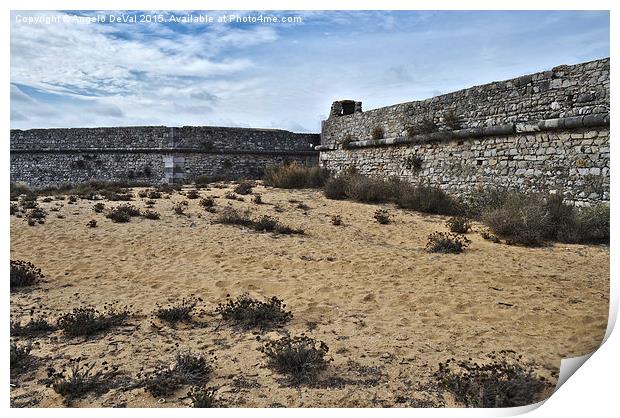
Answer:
xmin=26 ymin=207 xmax=47 ymax=220
xmin=323 ymin=175 xmax=348 ymax=200
xmin=434 ymin=352 xmax=549 ymax=407
xmin=86 ymin=219 xmax=97 ymax=228
xmin=200 ymin=197 xmax=215 ymax=209
xmin=142 ymin=210 xmax=161 ymax=220
xmin=154 ymin=298 xmax=197 ymax=324
xmin=11 ymin=317 xmax=56 ymax=336
xmin=252 ymin=194 xmax=262 ymax=204
xmin=57 ymin=304 xmax=129 ymax=337
xmin=147 ymin=190 xmax=162 ymax=199
xmin=10 ymin=340 xmax=32 ymax=370
xmin=234 ymin=181 xmax=254 ymax=195
xmin=188 ymin=386 xmax=219 ymax=408
xmin=397 ymin=185 xmax=462 ymax=215
xmin=193 ymin=175 xmax=229 ymax=187
xmin=374 ymin=209 xmax=391 ymax=224
xmin=93 ymin=202 xmax=105 ymax=213
xmin=555 ymin=203 xmax=609 ymax=244
xmin=102 ymin=191 xmax=133 ymax=201
xmin=50 ymin=359 xmax=104 ymax=401
xmin=156 ymin=183 xmax=182 ymax=194
xmin=482 ymin=194 xmax=551 ymax=247
xmin=254 ymin=215 xmax=279 ymax=232
xmin=462 ymin=188 xmax=511 ymax=218
xmin=216 ymin=294 xmax=292 ymax=330
xmin=371 ymin=126 xmax=384 ymax=140
xmin=263 ymin=164 xmax=330 ymax=189
xmin=446 ymin=217 xmax=471 ymax=233
xmin=41 ymin=196 xmax=54 ymax=203
xmin=173 ymin=203 xmax=188 ymax=216
xmin=216 ymin=207 xmax=253 ymax=227
xmin=186 ymin=189 xmax=200 ymax=199
xmin=426 ymin=232 xmax=470 ymax=254
xmin=480 ymin=230 xmax=501 ymax=243
xmin=106 ymin=204 xmax=141 ymax=223
xmin=10 ymin=203 xmax=19 ymax=215
xmin=145 ymin=200 xmax=156 ymax=208
xmin=224 ymin=192 xmax=239 ymax=200
xmin=143 ymin=350 xmax=213 ymax=397
xmin=10 ymin=182 xmax=31 ymax=200
xmin=27 ymin=218 xmax=36 ymax=226
xmin=10 ymin=260 xmax=44 ymax=289
xmin=68 ymin=195 xmax=78 ymax=204
xmin=331 ymin=215 xmax=342 ymax=226
xmin=138 ymin=190 xmax=148 ymax=198
xmin=259 ymin=335 xmax=330 ymax=385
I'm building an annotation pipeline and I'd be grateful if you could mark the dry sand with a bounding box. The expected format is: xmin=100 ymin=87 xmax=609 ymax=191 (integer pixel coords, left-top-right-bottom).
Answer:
xmin=10 ymin=182 xmax=609 ymax=407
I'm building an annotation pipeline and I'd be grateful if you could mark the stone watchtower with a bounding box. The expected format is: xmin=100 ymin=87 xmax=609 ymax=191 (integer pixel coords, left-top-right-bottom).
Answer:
xmin=329 ymin=100 xmax=362 ymax=118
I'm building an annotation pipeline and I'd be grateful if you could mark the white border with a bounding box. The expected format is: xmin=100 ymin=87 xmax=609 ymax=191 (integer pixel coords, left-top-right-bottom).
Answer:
xmin=3 ymin=1 xmax=617 ymax=417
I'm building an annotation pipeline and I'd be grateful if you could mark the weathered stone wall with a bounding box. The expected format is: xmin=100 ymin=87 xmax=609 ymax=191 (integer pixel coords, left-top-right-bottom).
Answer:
xmin=319 ymin=58 xmax=610 ymax=204
xmin=10 ymin=126 xmax=319 ymax=188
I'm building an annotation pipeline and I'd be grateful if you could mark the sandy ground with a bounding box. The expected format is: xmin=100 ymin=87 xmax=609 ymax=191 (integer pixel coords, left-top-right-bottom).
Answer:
xmin=10 ymin=182 xmax=609 ymax=408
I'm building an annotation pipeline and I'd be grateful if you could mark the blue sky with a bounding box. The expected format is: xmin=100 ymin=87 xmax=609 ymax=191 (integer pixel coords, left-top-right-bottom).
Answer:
xmin=10 ymin=10 xmax=609 ymax=131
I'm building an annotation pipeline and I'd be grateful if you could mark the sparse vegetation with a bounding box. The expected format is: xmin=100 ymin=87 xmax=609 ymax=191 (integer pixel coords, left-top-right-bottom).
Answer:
xmin=426 ymin=232 xmax=470 ymax=254
xmin=200 ymin=197 xmax=215 ymax=209
xmin=11 ymin=317 xmax=56 ymax=336
xmin=188 ymin=386 xmax=219 ymax=408
xmin=331 ymin=215 xmax=342 ymax=226
xmin=186 ymin=189 xmax=200 ymax=199
xmin=93 ymin=202 xmax=105 ymax=213
xmin=434 ymin=352 xmax=549 ymax=407
xmin=215 ymin=207 xmax=303 ymax=235
xmin=106 ymin=204 xmax=141 ymax=223
xmin=374 ymin=209 xmax=391 ymax=224
xmin=142 ymin=210 xmax=161 ymax=220
xmin=10 ymin=340 xmax=33 ymax=373
xmin=154 ymin=298 xmax=198 ymax=324
xmin=263 ymin=164 xmax=330 ymax=189
xmin=252 ymin=194 xmax=262 ymax=204
xmin=49 ymin=358 xmax=121 ymax=404
xmin=234 ymin=181 xmax=254 ymax=195
xmin=446 ymin=217 xmax=472 ymax=233
xmin=57 ymin=304 xmax=130 ymax=337
xmin=86 ymin=219 xmax=97 ymax=228
xmin=10 ymin=260 xmax=44 ymax=289
xmin=143 ymin=350 xmax=213 ymax=397
xmin=259 ymin=335 xmax=330 ymax=385
xmin=216 ymin=294 xmax=292 ymax=330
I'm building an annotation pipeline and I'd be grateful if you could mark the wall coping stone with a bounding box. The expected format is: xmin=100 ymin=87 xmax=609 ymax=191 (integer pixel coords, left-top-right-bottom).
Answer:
xmin=316 ymin=113 xmax=609 ymax=151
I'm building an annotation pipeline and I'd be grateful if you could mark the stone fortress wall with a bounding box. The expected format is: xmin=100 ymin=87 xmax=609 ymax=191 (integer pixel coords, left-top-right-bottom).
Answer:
xmin=10 ymin=126 xmax=319 ymax=188
xmin=318 ymin=58 xmax=610 ymax=204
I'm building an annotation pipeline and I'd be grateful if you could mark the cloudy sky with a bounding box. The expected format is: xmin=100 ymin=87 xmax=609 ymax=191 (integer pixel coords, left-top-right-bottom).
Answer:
xmin=10 ymin=10 xmax=609 ymax=132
